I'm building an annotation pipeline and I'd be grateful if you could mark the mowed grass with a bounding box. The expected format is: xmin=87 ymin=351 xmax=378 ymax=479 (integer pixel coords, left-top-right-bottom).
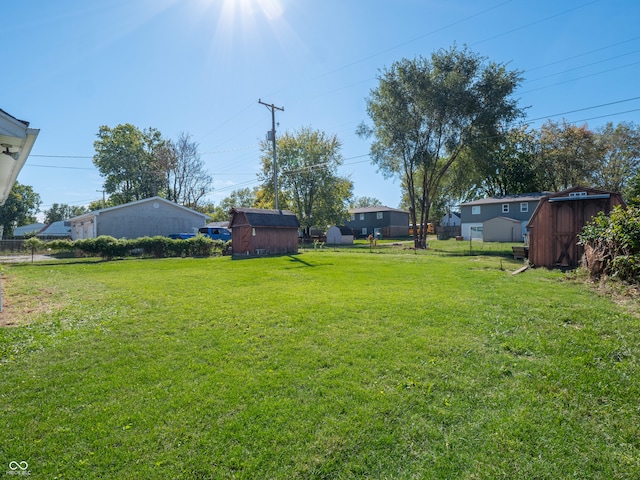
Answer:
xmin=1 ymin=242 xmax=639 ymax=479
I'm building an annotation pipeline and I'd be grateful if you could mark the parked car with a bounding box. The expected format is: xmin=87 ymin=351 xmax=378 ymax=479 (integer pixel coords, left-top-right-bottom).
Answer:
xmin=169 ymin=227 xmax=231 ymax=241
xmin=198 ymin=227 xmax=232 ymax=241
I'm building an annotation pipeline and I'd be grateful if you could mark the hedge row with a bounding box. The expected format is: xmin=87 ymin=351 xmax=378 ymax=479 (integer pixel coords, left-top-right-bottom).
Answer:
xmin=26 ymin=235 xmax=231 ymax=260
xmin=579 ymin=205 xmax=640 ymax=283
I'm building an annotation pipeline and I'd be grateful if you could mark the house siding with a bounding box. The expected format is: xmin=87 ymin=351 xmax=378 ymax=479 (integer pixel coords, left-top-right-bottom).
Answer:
xmin=69 ymin=197 xmax=206 ymax=240
xmin=345 ymin=207 xmax=409 ymax=238
xmin=459 ymin=193 xmax=548 ymax=240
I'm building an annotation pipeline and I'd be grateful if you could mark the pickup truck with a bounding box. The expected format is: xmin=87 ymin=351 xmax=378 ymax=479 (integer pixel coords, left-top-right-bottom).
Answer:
xmin=169 ymin=227 xmax=232 ymax=241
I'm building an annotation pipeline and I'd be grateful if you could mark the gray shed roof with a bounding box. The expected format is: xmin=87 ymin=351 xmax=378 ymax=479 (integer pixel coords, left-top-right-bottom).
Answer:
xmin=230 ymin=208 xmax=300 ymax=228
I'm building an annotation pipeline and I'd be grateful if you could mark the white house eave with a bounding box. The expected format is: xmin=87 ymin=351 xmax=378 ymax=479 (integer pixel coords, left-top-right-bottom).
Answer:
xmin=0 ymin=126 xmax=39 ymax=205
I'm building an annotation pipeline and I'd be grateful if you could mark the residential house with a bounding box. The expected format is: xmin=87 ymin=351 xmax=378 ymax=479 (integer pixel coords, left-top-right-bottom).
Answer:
xmin=459 ymin=192 xmax=549 ymax=241
xmin=229 ymin=208 xmax=300 ymax=257
xmin=345 ymin=206 xmax=409 ymax=238
xmin=68 ymin=196 xmax=208 ymax=240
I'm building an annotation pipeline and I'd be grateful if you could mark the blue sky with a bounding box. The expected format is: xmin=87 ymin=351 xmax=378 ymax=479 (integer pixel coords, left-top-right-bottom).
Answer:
xmin=4 ymin=0 xmax=640 ymax=216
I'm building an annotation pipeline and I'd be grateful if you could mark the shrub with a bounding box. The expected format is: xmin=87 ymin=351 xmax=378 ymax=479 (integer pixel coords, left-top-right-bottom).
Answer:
xmin=185 ymin=234 xmax=215 ymax=257
xmin=579 ymin=205 xmax=640 ymax=282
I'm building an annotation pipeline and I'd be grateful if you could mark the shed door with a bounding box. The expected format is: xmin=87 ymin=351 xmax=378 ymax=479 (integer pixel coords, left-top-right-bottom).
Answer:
xmin=552 ymin=203 xmax=575 ymax=267
xmin=239 ymin=226 xmax=252 ymax=254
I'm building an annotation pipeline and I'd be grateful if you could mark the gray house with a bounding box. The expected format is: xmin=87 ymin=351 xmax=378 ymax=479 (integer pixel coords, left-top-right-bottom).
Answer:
xmin=69 ymin=196 xmax=208 ymax=240
xmin=459 ymin=193 xmax=549 ymax=241
xmin=345 ymin=206 xmax=409 ymax=238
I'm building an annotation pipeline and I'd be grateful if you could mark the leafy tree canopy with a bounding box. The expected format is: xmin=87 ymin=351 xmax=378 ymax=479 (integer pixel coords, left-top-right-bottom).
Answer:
xmin=259 ymin=126 xmax=353 ymax=234
xmin=43 ymin=203 xmax=88 ymax=224
xmin=0 ymin=182 xmax=41 ymax=237
xmin=359 ymin=45 xmax=523 ymax=247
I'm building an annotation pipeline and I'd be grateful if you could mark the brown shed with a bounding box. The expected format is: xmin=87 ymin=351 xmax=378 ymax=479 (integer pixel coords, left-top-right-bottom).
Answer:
xmin=229 ymin=207 xmax=300 ymax=257
xmin=526 ymin=186 xmax=626 ymax=268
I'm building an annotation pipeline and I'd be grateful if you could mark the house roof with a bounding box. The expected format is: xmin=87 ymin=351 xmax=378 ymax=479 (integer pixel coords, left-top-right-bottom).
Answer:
xmin=37 ymin=220 xmax=71 ymax=237
xmin=230 ymin=208 xmax=300 ymax=228
xmin=0 ymin=109 xmax=39 ymax=205
xmin=69 ymin=196 xmax=208 ymax=222
xmin=349 ymin=206 xmax=409 ymax=214
xmin=460 ymin=192 xmax=551 ymax=206
xmin=13 ymin=223 xmax=46 ymax=237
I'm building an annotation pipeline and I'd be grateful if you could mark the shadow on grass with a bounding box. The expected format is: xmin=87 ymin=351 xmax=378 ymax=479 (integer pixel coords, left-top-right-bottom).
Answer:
xmin=287 ymin=254 xmax=315 ymax=267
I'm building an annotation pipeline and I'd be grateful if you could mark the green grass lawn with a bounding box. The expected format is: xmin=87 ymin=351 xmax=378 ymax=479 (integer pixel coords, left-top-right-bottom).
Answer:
xmin=1 ymin=241 xmax=639 ymax=479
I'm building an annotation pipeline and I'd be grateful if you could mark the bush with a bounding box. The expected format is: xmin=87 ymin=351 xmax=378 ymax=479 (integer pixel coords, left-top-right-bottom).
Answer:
xmin=38 ymin=235 xmax=226 ymax=260
xmin=185 ymin=234 xmax=215 ymax=257
xmin=579 ymin=205 xmax=640 ymax=282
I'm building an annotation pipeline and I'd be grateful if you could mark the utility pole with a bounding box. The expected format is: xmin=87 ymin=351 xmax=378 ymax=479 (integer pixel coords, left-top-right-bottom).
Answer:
xmin=259 ymin=99 xmax=284 ymax=210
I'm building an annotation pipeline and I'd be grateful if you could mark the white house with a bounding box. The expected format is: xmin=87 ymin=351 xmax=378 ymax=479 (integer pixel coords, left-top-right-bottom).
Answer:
xmin=69 ymin=197 xmax=208 ymax=240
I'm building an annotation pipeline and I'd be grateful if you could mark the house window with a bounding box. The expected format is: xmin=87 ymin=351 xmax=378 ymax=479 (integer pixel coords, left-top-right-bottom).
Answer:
xmin=520 ymin=202 xmax=528 ymax=213
xmin=502 ymin=204 xmax=509 ymax=214
xmin=361 ymin=227 xmax=368 ymax=236
xmin=376 ymin=212 xmax=383 ymax=220
xmin=350 ymin=213 xmax=355 ymax=221
xmin=472 ymin=206 xmax=481 ymax=215
xmin=359 ymin=213 xmax=365 ymax=221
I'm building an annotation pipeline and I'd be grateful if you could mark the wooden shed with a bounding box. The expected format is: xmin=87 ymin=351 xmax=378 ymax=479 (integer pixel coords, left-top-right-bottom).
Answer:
xmin=526 ymin=186 xmax=626 ymax=268
xmin=229 ymin=208 xmax=300 ymax=257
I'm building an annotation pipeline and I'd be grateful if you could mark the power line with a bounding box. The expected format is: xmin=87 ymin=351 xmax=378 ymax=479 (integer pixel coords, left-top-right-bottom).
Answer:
xmin=471 ymin=0 xmax=601 ymax=46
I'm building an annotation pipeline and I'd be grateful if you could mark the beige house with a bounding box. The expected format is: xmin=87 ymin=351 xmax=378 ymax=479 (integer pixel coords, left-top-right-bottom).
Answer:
xmin=69 ymin=196 xmax=207 ymax=240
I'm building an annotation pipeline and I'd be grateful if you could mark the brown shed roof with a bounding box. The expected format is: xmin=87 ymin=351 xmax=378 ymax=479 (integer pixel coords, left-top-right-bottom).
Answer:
xmin=230 ymin=208 xmax=300 ymax=228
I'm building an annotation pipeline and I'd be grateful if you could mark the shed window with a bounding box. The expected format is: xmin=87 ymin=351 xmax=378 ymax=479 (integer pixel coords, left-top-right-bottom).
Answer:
xmin=472 ymin=206 xmax=481 ymax=215
xmin=520 ymin=202 xmax=529 ymax=213
xmin=252 ymin=228 xmax=256 ymax=236
xmin=376 ymin=212 xmax=383 ymax=220
xmin=502 ymin=204 xmax=509 ymax=213
xmin=359 ymin=213 xmax=365 ymax=220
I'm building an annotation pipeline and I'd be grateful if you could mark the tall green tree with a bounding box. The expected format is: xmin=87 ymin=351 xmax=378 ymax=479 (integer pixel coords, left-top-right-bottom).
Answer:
xmin=359 ymin=45 xmax=523 ymax=248
xmin=208 ymin=187 xmax=260 ymax=222
xmin=154 ymin=132 xmax=212 ymax=209
xmin=536 ymin=120 xmax=599 ymax=191
xmin=43 ymin=203 xmax=88 ymax=223
xmin=350 ymin=196 xmax=382 ymax=208
xmin=259 ymin=127 xmax=353 ymax=235
xmin=93 ymin=124 xmax=164 ymax=205
xmin=456 ymin=125 xmax=541 ymax=198
xmin=593 ymin=122 xmax=640 ymax=194
xmin=0 ymin=182 xmax=41 ymax=237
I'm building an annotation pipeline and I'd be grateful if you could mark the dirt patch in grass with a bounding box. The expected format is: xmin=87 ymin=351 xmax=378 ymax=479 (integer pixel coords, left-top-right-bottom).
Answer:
xmin=0 ymin=277 xmax=62 ymax=327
